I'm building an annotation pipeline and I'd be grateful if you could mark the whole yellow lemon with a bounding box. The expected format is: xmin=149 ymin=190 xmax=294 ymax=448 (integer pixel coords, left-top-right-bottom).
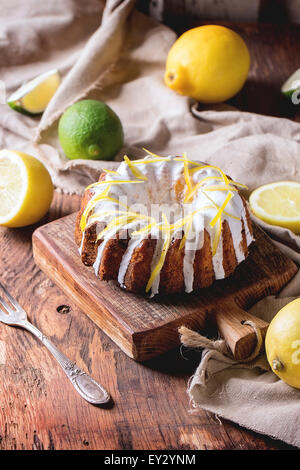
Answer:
xmin=165 ymin=25 xmax=250 ymax=103
xmin=265 ymin=299 xmax=300 ymax=389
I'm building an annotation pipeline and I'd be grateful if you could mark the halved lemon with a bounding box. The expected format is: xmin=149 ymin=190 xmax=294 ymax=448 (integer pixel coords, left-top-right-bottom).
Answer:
xmin=7 ymin=69 xmax=60 ymax=115
xmin=249 ymin=181 xmax=300 ymax=234
xmin=0 ymin=150 xmax=53 ymax=228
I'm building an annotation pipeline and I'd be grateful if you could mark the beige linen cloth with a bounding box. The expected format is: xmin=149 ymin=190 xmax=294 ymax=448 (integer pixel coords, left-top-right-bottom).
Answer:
xmin=1 ymin=0 xmax=300 ymax=447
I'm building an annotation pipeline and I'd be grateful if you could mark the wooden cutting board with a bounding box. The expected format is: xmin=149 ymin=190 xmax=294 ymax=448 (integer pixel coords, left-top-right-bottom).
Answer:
xmin=32 ymin=213 xmax=297 ymax=362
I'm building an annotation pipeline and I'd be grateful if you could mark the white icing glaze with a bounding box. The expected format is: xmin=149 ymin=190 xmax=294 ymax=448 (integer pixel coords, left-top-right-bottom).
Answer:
xmin=81 ymin=154 xmax=253 ymax=296
xmin=118 ymin=236 xmax=142 ymax=287
xmin=183 ymin=235 xmax=197 ymax=292
xmin=78 ymin=231 xmax=85 ymax=256
xmin=148 ymin=227 xmax=164 ymax=297
xmin=212 ymin=231 xmax=225 ymax=279
xmin=93 ymin=238 xmax=107 ymax=277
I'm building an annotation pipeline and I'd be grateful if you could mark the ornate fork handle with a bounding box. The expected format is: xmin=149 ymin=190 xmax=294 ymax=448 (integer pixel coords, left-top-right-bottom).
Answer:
xmin=21 ymin=320 xmax=110 ymax=405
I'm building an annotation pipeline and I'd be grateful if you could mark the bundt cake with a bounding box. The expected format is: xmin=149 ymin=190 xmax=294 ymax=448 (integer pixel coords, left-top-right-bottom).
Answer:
xmin=75 ymin=152 xmax=254 ymax=296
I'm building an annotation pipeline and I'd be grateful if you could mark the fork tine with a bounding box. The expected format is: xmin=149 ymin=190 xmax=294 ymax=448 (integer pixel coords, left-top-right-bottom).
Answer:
xmin=0 ymin=294 xmax=14 ymax=315
xmin=0 ymin=281 xmax=23 ymax=312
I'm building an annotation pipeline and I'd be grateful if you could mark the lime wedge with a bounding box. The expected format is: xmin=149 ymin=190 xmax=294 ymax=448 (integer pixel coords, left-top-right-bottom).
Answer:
xmin=7 ymin=69 xmax=61 ymax=115
xmin=281 ymin=68 xmax=300 ymax=101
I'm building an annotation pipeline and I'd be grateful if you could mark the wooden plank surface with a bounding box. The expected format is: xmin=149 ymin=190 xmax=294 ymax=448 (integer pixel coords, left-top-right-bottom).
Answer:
xmin=32 ymin=214 xmax=296 ymax=361
xmin=0 ymin=192 xmax=297 ymax=450
xmin=0 ymin=21 xmax=300 ymax=450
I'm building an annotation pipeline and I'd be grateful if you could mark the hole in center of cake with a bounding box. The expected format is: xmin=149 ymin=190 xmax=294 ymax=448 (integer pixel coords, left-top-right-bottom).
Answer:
xmin=117 ymin=172 xmax=189 ymax=226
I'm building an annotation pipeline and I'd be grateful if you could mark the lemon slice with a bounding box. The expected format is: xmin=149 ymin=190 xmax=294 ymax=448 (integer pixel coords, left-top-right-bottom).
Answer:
xmin=0 ymin=150 xmax=54 ymax=228
xmin=7 ymin=69 xmax=60 ymax=115
xmin=281 ymin=68 xmax=300 ymax=100
xmin=249 ymin=181 xmax=300 ymax=234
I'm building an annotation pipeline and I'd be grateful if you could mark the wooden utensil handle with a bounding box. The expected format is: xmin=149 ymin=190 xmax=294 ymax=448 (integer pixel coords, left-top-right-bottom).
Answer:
xmin=214 ymin=299 xmax=269 ymax=361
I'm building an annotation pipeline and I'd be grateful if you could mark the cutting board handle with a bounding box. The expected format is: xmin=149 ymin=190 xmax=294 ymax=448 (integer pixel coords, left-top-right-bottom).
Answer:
xmin=214 ymin=298 xmax=269 ymax=361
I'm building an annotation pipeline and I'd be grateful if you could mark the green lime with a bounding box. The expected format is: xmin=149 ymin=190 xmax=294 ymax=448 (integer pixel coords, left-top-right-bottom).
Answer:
xmin=58 ymin=99 xmax=124 ymax=161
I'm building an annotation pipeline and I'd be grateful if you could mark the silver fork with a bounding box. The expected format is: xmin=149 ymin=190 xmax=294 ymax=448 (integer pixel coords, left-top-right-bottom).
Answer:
xmin=0 ymin=281 xmax=110 ymax=405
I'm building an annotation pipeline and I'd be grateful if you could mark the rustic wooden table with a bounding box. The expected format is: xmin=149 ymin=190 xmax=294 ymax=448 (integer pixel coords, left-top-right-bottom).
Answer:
xmin=0 ymin=22 xmax=299 ymax=451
